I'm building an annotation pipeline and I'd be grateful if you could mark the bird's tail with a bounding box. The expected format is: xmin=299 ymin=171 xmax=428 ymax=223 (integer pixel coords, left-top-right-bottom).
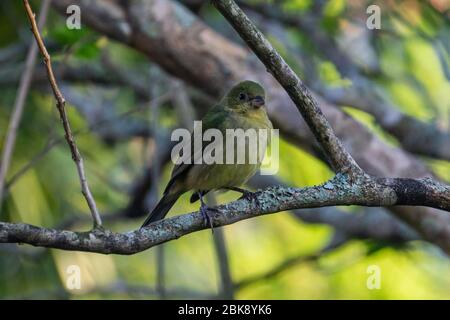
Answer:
xmin=141 ymin=191 xmax=182 ymax=228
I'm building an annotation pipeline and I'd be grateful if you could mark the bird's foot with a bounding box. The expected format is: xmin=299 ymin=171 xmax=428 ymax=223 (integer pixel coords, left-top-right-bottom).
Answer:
xmin=238 ymin=190 xmax=261 ymax=208
xmin=200 ymin=203 xmax=219 ymax=233
xmin=224 ymin=186 xmax=261 ymax=208
xmin=238 ymin=190 xmax=256 ymax=201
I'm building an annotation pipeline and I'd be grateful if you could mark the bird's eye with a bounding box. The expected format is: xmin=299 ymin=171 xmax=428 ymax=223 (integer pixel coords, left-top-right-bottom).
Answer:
xmin=239 ymin=93 xmax=247 ymax=101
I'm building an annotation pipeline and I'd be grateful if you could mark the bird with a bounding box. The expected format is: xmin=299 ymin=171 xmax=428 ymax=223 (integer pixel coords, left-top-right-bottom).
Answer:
xmin=141 ymin=80 xmax=273 ymax=229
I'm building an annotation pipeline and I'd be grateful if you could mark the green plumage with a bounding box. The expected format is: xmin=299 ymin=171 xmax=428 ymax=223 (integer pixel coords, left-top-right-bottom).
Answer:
xmin=141 ymin=80 xmax=273 ymax=228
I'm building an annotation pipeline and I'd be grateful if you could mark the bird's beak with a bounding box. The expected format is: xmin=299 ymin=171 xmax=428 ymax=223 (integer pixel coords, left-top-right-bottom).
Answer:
xmin=251 ymin=95 xmax=265 ymax=108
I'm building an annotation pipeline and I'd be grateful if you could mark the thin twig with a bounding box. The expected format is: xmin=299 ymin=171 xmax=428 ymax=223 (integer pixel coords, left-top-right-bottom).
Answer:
xmin=23 ymin=0 xmax=102 ymax=227
xmin=0 ymin=0 xmax=51 ymax=212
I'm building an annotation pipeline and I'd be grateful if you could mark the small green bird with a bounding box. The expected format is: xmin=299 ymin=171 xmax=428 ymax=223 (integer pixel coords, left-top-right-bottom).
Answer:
xmin=141 ymin=80 xmax=273 ymax=228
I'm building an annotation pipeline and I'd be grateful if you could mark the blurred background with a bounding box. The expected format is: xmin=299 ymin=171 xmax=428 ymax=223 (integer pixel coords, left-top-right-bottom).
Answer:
xmin=0 ymin=0 xmax=449 ymax=299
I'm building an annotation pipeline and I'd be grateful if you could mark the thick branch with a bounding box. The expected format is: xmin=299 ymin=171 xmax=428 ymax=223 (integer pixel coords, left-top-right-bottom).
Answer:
xmin=212 ymin=0 xmax=360 ymax=174
xmin=1 ymin=176 xmax=448 ymax=254
xmin=23 ymin=0 xmax=102 ymax=226
xmin=250 ymin=175 xmax=419 ymax=243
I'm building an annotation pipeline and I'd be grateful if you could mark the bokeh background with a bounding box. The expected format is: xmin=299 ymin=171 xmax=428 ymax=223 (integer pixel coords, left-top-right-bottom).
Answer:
xmin=0 ymin=0 xmax=449 ymax=299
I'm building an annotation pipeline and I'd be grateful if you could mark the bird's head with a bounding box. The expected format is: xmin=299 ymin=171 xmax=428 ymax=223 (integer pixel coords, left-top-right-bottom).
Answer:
xmin=224 ymin=80 xmax=266 ymax=113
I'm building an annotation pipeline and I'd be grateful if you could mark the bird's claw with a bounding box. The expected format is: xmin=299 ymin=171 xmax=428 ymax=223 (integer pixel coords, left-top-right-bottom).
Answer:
xmin=200 ymin=203 xmax=218 ymax=233
xmin=239 ymin=190 xmax=260 ymax=207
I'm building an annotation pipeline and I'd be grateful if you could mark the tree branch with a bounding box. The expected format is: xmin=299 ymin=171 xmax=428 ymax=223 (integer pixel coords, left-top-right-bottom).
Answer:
xmin=250 ymin=175 xmax=420 ymax=243
xmin=23 ymin=0 xmax=102 ymax=226
xmin=212 ymin=0 xmax=361 ymax=174
xmin=1 ymin=175 xmax=448 ymax=254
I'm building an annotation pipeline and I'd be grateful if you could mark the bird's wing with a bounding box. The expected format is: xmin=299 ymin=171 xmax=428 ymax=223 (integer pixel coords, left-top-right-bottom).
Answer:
xmin=163 ymin=104 xmax=230 ymax=194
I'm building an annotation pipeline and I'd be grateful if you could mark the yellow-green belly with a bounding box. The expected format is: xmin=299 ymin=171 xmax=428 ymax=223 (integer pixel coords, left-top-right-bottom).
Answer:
xmin=181 ymin=109 xmax=272 ymax=192
xmin=186 ymin=162 xmax=259 ymax=191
